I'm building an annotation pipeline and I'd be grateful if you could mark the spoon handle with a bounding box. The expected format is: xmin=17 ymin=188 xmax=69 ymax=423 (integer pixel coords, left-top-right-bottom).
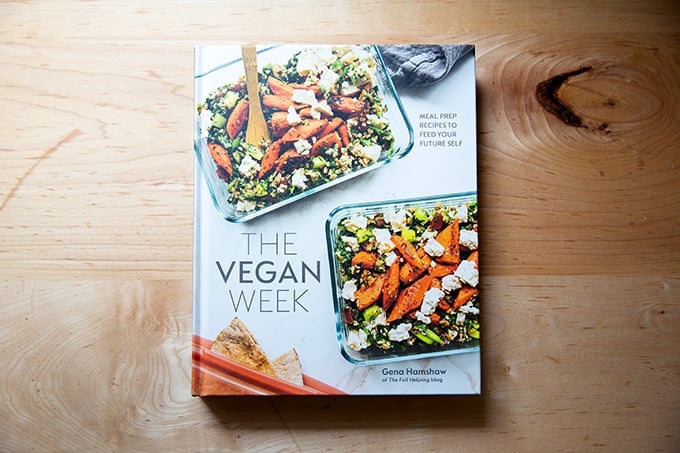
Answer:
xmin=241 ymin=45 xmax=270 ymax=147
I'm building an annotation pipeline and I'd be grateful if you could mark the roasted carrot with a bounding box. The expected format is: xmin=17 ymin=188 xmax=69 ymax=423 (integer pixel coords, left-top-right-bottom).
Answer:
xmin=258 ymin=140 xmax=283 ymax=178
xmin=279 ymin=119 xmax=328 ymax=144
xmin=207 ymin=141 xmax=233 ymax=178
xmin=452 ymin=286 xmax=478 ymax=311
xmin=263 ymin=94 xmax=301 ymax=111
xmin=226 ymin=99 xmax=249 ymax=139
xmin=435 ymin=219 xmax=461 ymax=264
xmin=337 ymin=123 xmax=350 ymax=146
xmin=381 ymin=261 xmax=400 ymax=311
xmin=328 ymin=95 xmax=366 ymax=116
xmin=387 ymin=274 xmax=433 ymax=322
xmin=355 ymin=275 xmax=386 ymax=311
xmin=269 ymin=111 xmax=291 ymax=138
xmin=274 ymin=149 xmax=306 ymax=173
xmin=351 ymin=251 xmax=378 ymax=269
xmin=311 ymin=132 xmax=341 ymax=156
xmin=267 ymin=76 xmax=295 ymax=98
xmin=317 ymin=117 xmax=344 ymax=138
xmin=429 ymin=262 xmax=458 ymax=278
xmin=467 ymin=250 xmax=479 ymax=267
xmin=391 ymin=235 xmax=427 ymax=270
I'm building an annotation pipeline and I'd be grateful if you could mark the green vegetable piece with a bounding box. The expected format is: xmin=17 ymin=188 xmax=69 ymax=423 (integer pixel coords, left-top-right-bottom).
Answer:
xmin=469 ymin=327 xmax=480 ymax=339
xmin=212 ymin=112 xmax=227 ymax=128
xmin=424 ymin=328 xmax=443 ymax=344
xmin=245 ymin=143 xmax=264 ymax=161
xmin=413 ymin=208 xmax=429 ymax=223
xmin=362 ymin=305 xmax=381 ymax=322
xmin=312 ymin=156 xmax=327 ymax=169
xmin=401 ymin=228 xmax=416 ymax=243
xmin=414 ymin=332 xmax=434 ymax=345
xmin=355 ymin=228 xmax=372 ymax=243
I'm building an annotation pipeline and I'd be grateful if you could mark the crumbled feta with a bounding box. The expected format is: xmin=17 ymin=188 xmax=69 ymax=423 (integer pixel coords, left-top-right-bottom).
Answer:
xmin=441 ymin=274 xmax=462 ymax=292
xmin=373 ymin=228 xmax=394 ymax=253
xmin=344 ymin=215 xmax=367 ymax=232
xmin=453 ymin=204 xmax=468 ymax=222
xmin=460 ymin=301 xmax=479 ymax=315
xmin=359 ymin=144 xmax=381 ymax=162
xmin=367 ymin=311 xmax=387 ymax=329
xmin=286 ymin=106 xmax=301 ymax=126
xmin=293 ymin=139 xmax=312 ymax=155
xmin=235 ymin=200 xmax=257 ymax=212
xmin=237 ymin=154 xmax=260 ymax=178
xmin=347 ymin=329 xmax=370 ymax=351
xmin=456 ymin=312 xmax=466 ymax=324
xmin=291 ymin=168 xmax=308 ymax=190
xmin=415 ymin=311 xmax=431 ymax=324
xmin=384 ymin=209 xmax=408 ymax=232
xmin=291 ymin=88 xmax=318 ymax=106
xmin=340 ymin=81 xmax=360 ymax=97
xmin=423 ymin=238 xmax=445 ymax=257
xmin=199 ymin=109 xmax=212 ymax=138
xmin=296 ymin=49 xmax=318 ymax=76
xmin=387 ymin=322 xmax=412 ymax=342
xmin=460 ymin=229 xmax=478 ymax=250
xmin=318 ymin=68 xmax=340 ymax=93
xmin=421 ymin=287 xmax=445 ymax=315
xmin=342 ymin=279 xmax=357 ymax=301
xmin=454 ymin=260 xmax=479 ymax=287
xmin=366 ymin=113 xmax=388 ymax=129
xmin=341 ymin=235 xmax=360 ymax=252
xmin=384 ymin=251 xmax=398 ymax=266
xmin=421 ymin=229 xmax=438 ymax=241
xmin=310 ymin=100 xmax=333 ymax=119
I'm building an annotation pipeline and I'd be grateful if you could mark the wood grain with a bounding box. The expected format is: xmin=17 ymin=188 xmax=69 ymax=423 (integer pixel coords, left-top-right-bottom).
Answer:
xmin=1 ymin=1 xmax=679 ymax=451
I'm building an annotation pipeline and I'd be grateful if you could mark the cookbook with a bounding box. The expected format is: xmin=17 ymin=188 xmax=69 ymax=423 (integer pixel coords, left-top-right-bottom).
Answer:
xmin=192 ymin=44 xmax=480 ymax=395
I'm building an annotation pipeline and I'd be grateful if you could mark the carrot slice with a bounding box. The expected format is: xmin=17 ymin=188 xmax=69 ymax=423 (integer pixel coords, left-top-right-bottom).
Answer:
xmin=387 ymin=274 xmax=432 ymax=323
xmin=311 ymin=132 xmax=341 ymax=156
xmin=351 ymin=251 xmax=377 ymax=270
xmin=381 ymin=261 xmax=400 ymax=311
xmin=258 ymin=140 xmax=283 ymax=178
xmin=355 ymin=275 xmax=386 ymax=311
xmin=452 ymin=286 xmax=478 ymax=311
xmin=435 ymin=220 xmax=461 ymax=264
xmin=467 ymin=250 xmax=479 ymax=267
xmin=269 ymin=111 xmax=291 ymax=138
xmin=226 ymin=99 xmax=249 ymax=139
xmin=429 ymin=262 xmax=458 ymax=278
xmin=279 ymin=119 xmax=328 ymax=144
xmin=391 ymin=235 xmax=427 ymax=270
xmin=267 ymin=76 xmax=295 ymax=98
xmin=207 ymin=141 xmax=233 ymax=178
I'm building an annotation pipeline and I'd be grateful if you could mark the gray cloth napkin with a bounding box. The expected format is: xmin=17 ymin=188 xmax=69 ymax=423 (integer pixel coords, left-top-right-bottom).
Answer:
xmin=378 ymin=44 xmax=474 ymax=87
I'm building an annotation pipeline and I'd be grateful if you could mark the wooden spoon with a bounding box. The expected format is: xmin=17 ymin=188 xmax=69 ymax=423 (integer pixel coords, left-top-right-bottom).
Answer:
xmin=241 ymin=45 xmax=270 ymax=148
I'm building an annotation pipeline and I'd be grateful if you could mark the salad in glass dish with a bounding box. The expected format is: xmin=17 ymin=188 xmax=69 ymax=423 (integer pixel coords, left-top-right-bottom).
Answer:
xmin=326 ymin=193 xmax=480 ymax=364
xmin=195 ymin=45 xmax=413 ymax=222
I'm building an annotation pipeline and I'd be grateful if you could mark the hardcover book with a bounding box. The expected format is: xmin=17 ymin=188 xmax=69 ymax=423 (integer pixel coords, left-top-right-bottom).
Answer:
xmin=192 ymin=44 xmax=479 ymax=395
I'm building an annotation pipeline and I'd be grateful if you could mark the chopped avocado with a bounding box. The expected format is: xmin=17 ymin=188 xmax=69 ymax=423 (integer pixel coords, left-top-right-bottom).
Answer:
xmin=362 ymin=305 xmax=381 ymax=322
xmin=401 ymin=228 xmax=416 ymax=243
xmin=212 ymin=112 xmax=227 ymax=128
xmin=355 ymin=228 xmax=372 ymax=243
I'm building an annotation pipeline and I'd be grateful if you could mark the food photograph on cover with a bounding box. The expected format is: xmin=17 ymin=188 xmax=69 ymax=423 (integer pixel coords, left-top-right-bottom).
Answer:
xmin=326 ymin=193 xmax=479 ymax=365
xmin=195 ymin=45 xmax=414 ymax=222
xmin=193 ymin=43 xmax=479 ymax=395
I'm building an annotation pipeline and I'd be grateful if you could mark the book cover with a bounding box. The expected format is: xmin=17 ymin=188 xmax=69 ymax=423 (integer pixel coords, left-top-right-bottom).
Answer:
xmin=192 ymin=44 xmax=479 ymax=395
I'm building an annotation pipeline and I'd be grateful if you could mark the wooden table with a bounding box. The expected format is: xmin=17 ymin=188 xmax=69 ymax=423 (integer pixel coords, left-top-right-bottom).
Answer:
xmin=2 ymin=2 xmax=678 ymax=451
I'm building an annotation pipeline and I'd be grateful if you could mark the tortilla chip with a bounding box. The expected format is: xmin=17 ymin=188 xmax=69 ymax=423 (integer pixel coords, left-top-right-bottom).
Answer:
xmin=210 ymin=317 xmax=277 ymax=378
xmin=272 ymin=348 xmax=304 ymax=386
